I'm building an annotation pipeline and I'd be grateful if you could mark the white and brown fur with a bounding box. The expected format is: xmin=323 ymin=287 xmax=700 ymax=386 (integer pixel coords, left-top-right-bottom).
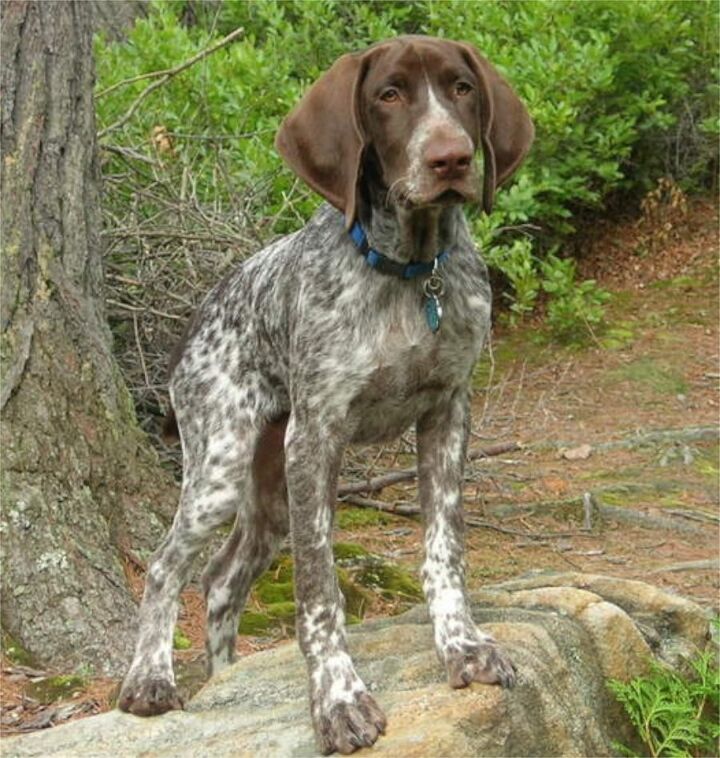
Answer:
xmin=118 ymin=36 xmax=533 ymax=755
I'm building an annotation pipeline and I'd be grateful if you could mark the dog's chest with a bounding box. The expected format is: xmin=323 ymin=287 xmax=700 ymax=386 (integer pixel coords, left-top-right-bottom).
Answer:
xmin=335 ymin=280 xmax=489 ymax=443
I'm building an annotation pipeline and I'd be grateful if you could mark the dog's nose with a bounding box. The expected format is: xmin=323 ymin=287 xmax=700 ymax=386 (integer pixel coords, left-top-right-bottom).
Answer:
xmin=425 ymin=138 xmax=473 ymax=180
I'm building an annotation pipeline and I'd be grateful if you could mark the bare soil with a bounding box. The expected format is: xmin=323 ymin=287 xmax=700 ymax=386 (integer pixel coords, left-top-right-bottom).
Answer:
xmin=2 ymin=199 xmax=718 ymax=737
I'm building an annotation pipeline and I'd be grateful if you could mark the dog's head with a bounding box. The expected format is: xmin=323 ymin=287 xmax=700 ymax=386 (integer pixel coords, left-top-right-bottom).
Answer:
xmin=276 ymin=36 xmax=534 ymax=227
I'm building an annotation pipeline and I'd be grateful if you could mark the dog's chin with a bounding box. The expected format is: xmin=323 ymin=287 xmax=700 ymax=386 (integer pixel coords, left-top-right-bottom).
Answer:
xmin=405 ymin=183 xmax=478 ymax=209
xmin=428 ymin=188 xmax=471 ymax=205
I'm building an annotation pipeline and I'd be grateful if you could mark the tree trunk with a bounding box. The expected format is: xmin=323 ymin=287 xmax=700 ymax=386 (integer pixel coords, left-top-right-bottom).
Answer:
xmin=1 ymin=0 xmax=174 ymax=676
xmin=88 ymin=0 xmax=148 ymax=40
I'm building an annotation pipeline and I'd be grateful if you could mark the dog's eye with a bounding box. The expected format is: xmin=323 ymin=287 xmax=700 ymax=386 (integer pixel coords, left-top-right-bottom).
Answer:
xmin=455 ymin=81 xmax=473 ymax=96
xmin=379 ymin=88 xmax=400 ymax=103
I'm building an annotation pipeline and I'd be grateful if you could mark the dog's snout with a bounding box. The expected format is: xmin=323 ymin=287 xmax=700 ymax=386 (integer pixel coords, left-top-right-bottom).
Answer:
xmin=425 ymin=138 xmax=473 ymax=180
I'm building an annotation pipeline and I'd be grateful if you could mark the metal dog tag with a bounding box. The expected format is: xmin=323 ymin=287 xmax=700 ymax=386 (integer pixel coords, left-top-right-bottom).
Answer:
xmin=423 ymin=261 xmax=445 ymax=333
xmin=424 ymin=293 xmax=442 ymax=332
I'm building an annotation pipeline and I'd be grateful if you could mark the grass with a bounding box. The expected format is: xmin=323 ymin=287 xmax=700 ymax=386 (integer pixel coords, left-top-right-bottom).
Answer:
xmin=336 ymin=507 xmax=393 ymax=529
xmin=609 ymin=359 xmax=688 ymax=396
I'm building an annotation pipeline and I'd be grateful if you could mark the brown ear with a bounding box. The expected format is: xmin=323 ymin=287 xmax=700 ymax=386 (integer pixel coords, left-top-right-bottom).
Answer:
xmin=275 ymin=53 xmax=369 ymax=228
xmin=459 ymin=44 xmax=534 ymax=214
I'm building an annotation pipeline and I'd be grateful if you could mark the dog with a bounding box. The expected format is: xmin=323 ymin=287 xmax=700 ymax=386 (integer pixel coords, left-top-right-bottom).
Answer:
xmin=118 ymin=35 xmax=533 ymax=755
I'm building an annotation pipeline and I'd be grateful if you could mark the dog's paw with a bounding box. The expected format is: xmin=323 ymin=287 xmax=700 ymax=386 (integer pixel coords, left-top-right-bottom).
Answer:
xmin=118 ymin=675 xmax=184 ymax=717
xmin=314 ymin=691 xmax=387 ymax=755
xmin=446 ymin=639 xmax=517 ymax=689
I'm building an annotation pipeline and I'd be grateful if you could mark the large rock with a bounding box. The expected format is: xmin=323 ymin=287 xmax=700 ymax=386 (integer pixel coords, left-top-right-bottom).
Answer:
xmin=4 ymin=573 xmax=710 ymax=757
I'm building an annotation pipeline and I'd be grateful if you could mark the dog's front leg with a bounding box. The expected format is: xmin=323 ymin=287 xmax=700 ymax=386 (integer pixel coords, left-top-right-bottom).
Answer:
xmin=285 ymin=412 xmax=386 ymax=755
xmin=417 ymin=390 xmax=517 ymax=690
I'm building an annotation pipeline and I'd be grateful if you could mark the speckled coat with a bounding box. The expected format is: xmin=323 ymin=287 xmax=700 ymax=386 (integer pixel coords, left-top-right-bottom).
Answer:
xmin=119 ymin=35 xmax=533 ymax=756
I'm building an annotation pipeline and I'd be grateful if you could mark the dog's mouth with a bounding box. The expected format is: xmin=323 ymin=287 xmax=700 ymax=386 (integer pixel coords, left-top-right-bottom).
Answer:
xmin=430 ymin=188 xmax=468 ymax=205
xmin=413 ymin=182 xmax=479 ymax=207
xmin=384 ymin=174 xmax=479 ymax=210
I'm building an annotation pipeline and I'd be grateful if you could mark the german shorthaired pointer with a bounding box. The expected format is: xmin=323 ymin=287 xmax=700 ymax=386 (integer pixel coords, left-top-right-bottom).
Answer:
xmin=119 ymin=36 xmax=533 ymax=754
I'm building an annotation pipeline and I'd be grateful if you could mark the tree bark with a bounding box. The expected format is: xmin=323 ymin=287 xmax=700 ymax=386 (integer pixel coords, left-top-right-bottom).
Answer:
xmin=88 ymin=0 xmax=148 ymax=40
xmin=1 ymin=0 xmax=174 ymax=676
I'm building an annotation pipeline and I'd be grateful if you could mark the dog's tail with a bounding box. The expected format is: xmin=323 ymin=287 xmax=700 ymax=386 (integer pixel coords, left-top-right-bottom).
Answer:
xmin=161 ymin=406 xmax=180 ymax=444
xmin=161 ymin=314 xmax=198 ymax=446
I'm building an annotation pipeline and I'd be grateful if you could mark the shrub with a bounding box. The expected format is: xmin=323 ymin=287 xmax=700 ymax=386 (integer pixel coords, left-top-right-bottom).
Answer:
xmin=94 ymin=0 xmax=718 ymax=353
xmin=483 ymin=237 xmax=540 ymax=324
xmin=540 ymin=253 xmax=611 ymax=343
xmin=608 ymin=641 xmax=720 ymax=757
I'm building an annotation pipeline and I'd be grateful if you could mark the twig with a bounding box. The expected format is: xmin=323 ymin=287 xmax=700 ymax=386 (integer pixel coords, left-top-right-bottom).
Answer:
xmin=106 ymin=298 xmax=182 ymax=321
xmin=338 ymin=496 xmax=593 ymax=540
xmin=464 ymin=517 xmax=592 ymax=539
xmin=492 ymin=223 xmax=542 ymax=237
xmin=650 ymin=559 xmax=719 ymax=574
xmin=666 ymin=508 xmax=719 ymax=524
xmin=469 ymin=442 xmax=522 ymax=460
xmin=101 ymin=143 xmax=162 ymax=166
xmin=339 ymin=495 xmax=420 ymax=517
xmin=133 ymin=313 xmax=151 ymax=392
xmin=97 ymin=27 xmax=245 ymax=138
xmin=582 ymin=491 xmax=596 ymax=531
xmin=339 ymin=470 xmax=416 ymax=496
xmin=164 ymin=128 xmax=276 ymax=141
xmin=337 ymin=442 xmax=520 ymax=496
xmin=530 ymin=425 xmax=719 ymax=454
xmin=103 ymin=229 xmax=242 ymax=244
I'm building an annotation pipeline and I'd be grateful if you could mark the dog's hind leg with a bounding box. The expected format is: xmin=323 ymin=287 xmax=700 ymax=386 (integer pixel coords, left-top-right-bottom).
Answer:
xmin=202 ymin=416 xmax=290 ymax=674
xmin=119 ymin=400 xmax=264 ymax=717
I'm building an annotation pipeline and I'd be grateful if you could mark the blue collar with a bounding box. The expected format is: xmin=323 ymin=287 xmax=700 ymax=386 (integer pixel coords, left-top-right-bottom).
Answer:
xmin=349 ymin=221 xmax=449 ymax=279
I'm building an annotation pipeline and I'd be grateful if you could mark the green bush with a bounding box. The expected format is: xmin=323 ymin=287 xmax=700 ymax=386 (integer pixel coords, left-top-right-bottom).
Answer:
xmin=540 ymin=253 xmax=611 ymax=343
xmin=608 ymin=643 xmax=720 ymax=757
xmin=483 ymin=237 xmax=539 ymax=324
xmin=95 ymin=0 xmax=718 ymax=335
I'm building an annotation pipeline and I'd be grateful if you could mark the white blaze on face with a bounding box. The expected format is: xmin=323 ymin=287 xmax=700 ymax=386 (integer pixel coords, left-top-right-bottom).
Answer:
xmin=406 ymin=77 xmax=474 ymax=194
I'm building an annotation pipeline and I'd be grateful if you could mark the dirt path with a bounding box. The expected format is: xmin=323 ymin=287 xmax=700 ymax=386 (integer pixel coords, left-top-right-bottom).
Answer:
xmin=2 ymin=200 xmax=717 ymax=736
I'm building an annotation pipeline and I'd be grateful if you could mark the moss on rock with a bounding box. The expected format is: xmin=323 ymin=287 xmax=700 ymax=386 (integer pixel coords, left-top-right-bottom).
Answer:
xmin=337 ymin=567 xmax=373 ymax=618
xmin=238 ymin=601 xmax=296 ymax=636
xmin=173 ymin=627 xmax=191 ymax=650
xmin=333 ymin=542 xmax=372 ymax=561
xmin=238 ymin=611 xmax=273 ymax=636
xmin=356 ymin=562 xmax=423 ymax=602
xmin=1 ymin=630 xmax=36 ymax=667
xmin=253 ymin=579 xmax=294 ymax=605
xmin=27 ymin=675 xmax=87 ymax=704
xmin=238 ymin=545 xmax=423 ymax=637
xmin=336 ymin=507 xmax=391 ymax=529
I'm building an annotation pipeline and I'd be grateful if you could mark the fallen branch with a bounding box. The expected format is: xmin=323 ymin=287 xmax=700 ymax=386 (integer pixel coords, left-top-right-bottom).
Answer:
xmin=665 ymin=508 xmax=719 ymax=524
xmin=465 ymin=517 xmax=592 ymax=539
xmin=340 ymin=494 xmax=420 ymax=517
xmin=338 ymin=495 xmax=592 ymax=540
xmin=531 ymin=425 xmax=718 ymax=455
xmin=650 ymin=559 xmax=719 ymax=574
xmin=337 ymin=441 xmax=520 ymax=496
xmin=98 ymin=27 xmax=245 ymax=138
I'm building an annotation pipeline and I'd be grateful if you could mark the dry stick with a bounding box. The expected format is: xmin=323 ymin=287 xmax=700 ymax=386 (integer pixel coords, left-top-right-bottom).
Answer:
xmin=464 ymin=517 xmax=592 ymax=540
xmin=340 ymin=496 xmax=591 ymax=540
xmin=341 ymin=495 xmax=420 ymax=517
xmin=582 ymin=491 xmax=596 ymax=531
xmin=97 ymin=27 xmax=245 ymax=138
xmin=104 ymin=229 xmax=242 ymax=244
xmin=650 ymin=559 xmax=719 ymax=574
xmin=106 ymin=298 xmax=182 ymax=321
xmin=337 ymin=441 xmax=521 ymax=497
